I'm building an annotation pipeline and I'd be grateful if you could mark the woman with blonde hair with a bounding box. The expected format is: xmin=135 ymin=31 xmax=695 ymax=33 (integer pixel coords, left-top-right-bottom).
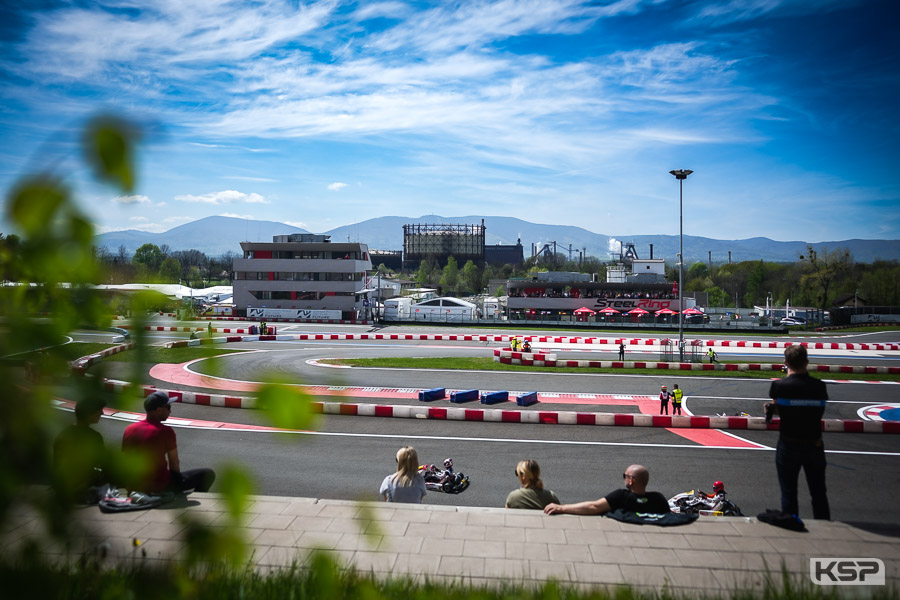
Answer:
xmin=505 ymin=459 xmax=560 ymax=510
xmin=380 ymin=446 xmax=427 ymax=503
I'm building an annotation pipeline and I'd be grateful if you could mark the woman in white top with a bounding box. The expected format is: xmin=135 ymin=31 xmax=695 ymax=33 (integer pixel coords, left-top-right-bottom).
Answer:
xmin=380 ymin=446 xmax=427 ymax=503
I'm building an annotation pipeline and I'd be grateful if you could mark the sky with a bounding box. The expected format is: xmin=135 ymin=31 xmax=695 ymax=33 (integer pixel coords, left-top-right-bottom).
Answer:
xmin=0 ymin=0 xmax=898 ymax=243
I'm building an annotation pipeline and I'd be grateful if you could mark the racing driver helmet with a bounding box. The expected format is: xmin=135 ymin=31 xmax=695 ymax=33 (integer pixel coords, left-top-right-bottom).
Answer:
xmin=443 ymin=458 xmax=453 ymax=470
xmin=712 ymin=481 xmax=725 ymax=494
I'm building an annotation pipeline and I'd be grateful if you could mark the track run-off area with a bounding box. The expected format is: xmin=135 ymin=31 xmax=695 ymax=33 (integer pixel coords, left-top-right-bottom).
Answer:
xmin=78 ymin=320 xmax=900 ymax=525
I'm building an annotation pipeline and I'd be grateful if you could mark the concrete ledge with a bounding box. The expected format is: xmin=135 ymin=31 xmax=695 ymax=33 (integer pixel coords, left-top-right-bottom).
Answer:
xmin=4 ymin=493 xmax=897 ymax=594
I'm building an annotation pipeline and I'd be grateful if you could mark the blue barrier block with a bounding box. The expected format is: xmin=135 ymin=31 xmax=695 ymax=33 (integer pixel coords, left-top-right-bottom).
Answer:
xmin=517 ymin=392 xmax=539 ymax=407
xmin=450 ymin=389 xmax=479 ymax=403
xmin=480 ymin=390 xmax=509 ymax=405
xmin=418 ymin=388 xmax=446 ymax=402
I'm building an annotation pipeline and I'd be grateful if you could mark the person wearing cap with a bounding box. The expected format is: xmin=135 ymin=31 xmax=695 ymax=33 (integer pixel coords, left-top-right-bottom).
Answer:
xmin=121 ymin=391 xmax=215 ymax=494
xmin=53 ymin=396 xmax=110 ymax=502
xmin=659 ymin=385 xmax=670 ymax=415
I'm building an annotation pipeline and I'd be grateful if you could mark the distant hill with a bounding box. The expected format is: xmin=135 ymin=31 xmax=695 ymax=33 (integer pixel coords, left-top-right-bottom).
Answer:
xmin=94 ymin=215 xmax=900 ymax=263
xmin=96 ymin=216 xmax=308 ymax=256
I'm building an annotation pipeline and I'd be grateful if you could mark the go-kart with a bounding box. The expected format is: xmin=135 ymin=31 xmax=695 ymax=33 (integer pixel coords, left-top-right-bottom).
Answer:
xmin=668 ymin=481 xmax=743 ymax=516
xmin=418 ymin=463 xmax=471 ymax=494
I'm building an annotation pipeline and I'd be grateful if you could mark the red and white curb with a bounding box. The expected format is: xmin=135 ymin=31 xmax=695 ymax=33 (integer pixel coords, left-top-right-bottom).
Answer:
xmin=129 ymin=326 xmax=900 ymax=352
xmin=91 ymin=378 xmax=900 ymax=434
xmin=493 ymin=349 xmax=900 ymax=375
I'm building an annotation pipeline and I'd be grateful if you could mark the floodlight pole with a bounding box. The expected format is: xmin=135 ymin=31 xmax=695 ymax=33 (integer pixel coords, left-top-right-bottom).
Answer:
xmin=669 ymin=169 xmax=693 ymax=362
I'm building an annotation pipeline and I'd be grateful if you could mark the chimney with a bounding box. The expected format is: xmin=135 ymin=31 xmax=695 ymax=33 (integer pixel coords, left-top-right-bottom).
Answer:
xmin=649 ymin=244 xmax=654 ymax=260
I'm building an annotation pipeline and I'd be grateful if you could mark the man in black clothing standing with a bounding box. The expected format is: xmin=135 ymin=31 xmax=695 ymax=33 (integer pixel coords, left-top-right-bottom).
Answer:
xmin=766 ymin=345 xmax=830 ymax=520
xmin=543 ymin=464 xmax=670 ymax=515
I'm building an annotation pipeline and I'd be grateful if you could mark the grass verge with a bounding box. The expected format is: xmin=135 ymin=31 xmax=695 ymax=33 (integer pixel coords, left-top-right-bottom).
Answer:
xmin=323 ymin=357 xmax=900 ymax=382
xmin=61 ymin=341 xmax=245 ymax=364
xmin=3 ymin=552 xmax=893 ymax=600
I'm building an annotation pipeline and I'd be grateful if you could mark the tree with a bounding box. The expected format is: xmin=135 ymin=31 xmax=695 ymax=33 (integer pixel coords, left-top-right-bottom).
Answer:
xmin=415 ymin=259 xmax=433 ymax=288
xmin=132 ymin=243 xmax=164 ymax=273
xmin=705 ymin=286 xmax=729 ymax=307
xmin=799 ymin=246 xmax=851 ymax=312
xmin=687 ymin=262 xmax=708 ymax=281
xmin=440 ymin=256 xmax=459 ymax=295
xmin=460 ymin=260 xmax=481 ymax=295
xmin=159 ymin=256 xmax=182 ymax=283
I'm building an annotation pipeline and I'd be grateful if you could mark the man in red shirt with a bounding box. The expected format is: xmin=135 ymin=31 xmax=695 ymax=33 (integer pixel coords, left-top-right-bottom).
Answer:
xmin=122 ymin=391 xmax=215 ymax=494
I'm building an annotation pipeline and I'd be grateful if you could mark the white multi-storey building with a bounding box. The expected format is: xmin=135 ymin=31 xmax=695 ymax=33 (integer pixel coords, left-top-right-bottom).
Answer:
xmin=232 ymin=234 xmax=372 ymax=320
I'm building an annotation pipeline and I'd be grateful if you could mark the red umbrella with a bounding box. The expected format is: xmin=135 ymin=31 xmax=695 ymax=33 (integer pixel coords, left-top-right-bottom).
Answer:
xmin=682 ymin=307 xmax=703 ymax=315
xmin=628 ymin=308 xmax=649 ymax=315
xmin=598 ymin=307 xmax=620 ymax=314
xmin=573 ymin=307 xmax=595 ymax=314
xmin=656 ymin=308 xmax=677 ymax=315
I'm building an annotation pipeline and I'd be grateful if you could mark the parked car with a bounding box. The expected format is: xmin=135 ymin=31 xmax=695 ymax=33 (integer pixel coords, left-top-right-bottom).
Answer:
xmin=685 ymin=314 xmax=710 ymax=324
xmin=780 ymin=317 xmax=806 ymax=326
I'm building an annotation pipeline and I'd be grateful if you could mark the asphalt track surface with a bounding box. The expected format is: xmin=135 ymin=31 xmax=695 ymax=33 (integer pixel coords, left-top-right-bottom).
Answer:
xmin=87 ymin=323 xmax=900 ymax=526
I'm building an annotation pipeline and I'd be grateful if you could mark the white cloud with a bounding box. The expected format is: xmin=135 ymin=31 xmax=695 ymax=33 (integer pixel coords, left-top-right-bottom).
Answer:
xmin=284 ymin=220 xmax=309 ymax=229
xmin=328 ymin=182 xmax=348 ymax=191
xmin=130 ymin=216 xmax=149 ymax=222
xmin=220 ymin=213 xmax=256 ymax=220
xmin=113 ymin=194 xmax=151 ymax=205
xmin=174 ymin=190 xmax=269 ymax=205
xmin=223 ymin=176 xmax=278 ymax=182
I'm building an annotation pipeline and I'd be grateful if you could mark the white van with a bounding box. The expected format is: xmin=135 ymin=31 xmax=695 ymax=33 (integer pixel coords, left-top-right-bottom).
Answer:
xmin=482 ymin=296 xmax=503 ymax=319
xmin=383 ymin=297 xmax=412 ymax=321
xmin=410 ymin=297 xmax=477 ymax=322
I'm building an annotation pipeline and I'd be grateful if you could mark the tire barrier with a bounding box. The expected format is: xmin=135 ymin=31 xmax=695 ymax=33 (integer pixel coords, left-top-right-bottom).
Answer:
xmin=480 ymin=390 xmax=509 ymax=405
xmin=418 ymin=388 xmax=446 ymax=401
xmin=450 ymin=389 xmax=479 ymax=403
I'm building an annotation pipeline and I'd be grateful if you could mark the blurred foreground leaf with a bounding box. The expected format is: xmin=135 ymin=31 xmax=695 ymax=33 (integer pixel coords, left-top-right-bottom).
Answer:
xmin=83 ymin=116 xmax=139 ymax=193
xmin=256 ymin=382 xmax=319 ymax=431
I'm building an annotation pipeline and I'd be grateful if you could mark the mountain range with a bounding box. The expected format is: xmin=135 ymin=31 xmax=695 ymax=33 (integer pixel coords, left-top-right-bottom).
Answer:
xmin=95 ymin=215 xmax=900 ymax=264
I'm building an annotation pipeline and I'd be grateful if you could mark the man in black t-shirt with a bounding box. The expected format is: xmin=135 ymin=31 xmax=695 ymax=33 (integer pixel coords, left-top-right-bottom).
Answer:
xmin=766 ymin=344 xmax=830 ymax=519
xmin=53 ymin=397 xmax=109 ymax=502
xmin=544 ymin=464 xmax=670 ymax=515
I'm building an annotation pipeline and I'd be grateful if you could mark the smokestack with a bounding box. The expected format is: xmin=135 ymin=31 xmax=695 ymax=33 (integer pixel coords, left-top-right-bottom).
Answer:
xmin=728 ymin=251 xmax=732 ymax=264
xmin=649 ymin=244 xmax=654 ymax=260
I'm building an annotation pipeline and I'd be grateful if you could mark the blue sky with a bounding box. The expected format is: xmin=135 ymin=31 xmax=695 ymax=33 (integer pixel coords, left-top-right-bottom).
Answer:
xmin=1 ymin=0 xmax=898 ymax=243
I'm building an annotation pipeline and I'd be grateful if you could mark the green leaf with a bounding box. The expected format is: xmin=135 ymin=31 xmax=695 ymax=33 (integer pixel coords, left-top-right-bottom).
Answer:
xmin=83 ymin=116 xmax=138 ymax=193
xmin=217 ymin=463 xmax=255 ymax=521
xmin=6 ymin=177 xmax=68 ymax=236
xmin=256 ymin=382 xmax=319 ymax=431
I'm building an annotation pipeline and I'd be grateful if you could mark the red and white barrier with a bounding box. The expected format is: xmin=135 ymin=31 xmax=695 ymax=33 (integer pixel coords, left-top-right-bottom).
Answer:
xmin=91 ymin=379 xmax=900 ymax=434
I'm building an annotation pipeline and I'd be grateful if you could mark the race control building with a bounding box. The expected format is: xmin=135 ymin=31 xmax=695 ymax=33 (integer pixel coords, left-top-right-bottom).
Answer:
xmin=232 ymin=234 xmax=372 ymax=320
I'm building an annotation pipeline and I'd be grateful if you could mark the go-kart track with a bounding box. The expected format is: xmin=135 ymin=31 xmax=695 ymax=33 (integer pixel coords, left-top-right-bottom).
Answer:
xmin=79 ymin=320 xmax=900 ymax=526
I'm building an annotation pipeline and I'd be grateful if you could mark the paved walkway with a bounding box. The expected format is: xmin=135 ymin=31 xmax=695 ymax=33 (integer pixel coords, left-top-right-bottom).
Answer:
xmin=5 ymin=493 xmax=898 ymax=595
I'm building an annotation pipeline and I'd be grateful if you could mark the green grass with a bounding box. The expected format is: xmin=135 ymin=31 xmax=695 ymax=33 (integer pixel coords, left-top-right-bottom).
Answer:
xmin=2 ymin=552 xmax=893 ymax=600
xmin=323 ymin=357 xmax=900 ymax=382
xmin=56 ymin=342 xmax=121 ymax=361
xmin=60 ymin=342 xmax=246 ymax=364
